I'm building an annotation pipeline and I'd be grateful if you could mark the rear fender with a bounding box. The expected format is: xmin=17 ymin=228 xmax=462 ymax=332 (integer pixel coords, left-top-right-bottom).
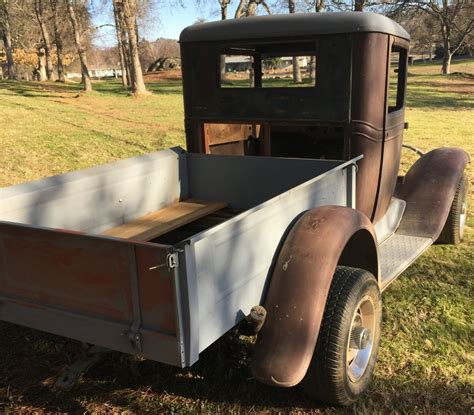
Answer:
xmin=252 ymin=206 xmax=378 ymax=387
xmin=395 ymin=147 xmax=470 ymax=239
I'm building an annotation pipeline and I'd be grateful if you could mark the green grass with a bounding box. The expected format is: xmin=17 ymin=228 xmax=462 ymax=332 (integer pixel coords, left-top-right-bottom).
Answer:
xmin=0 ymin=80 xmax=185 ymax=187
xmin=0 ymin=59 xmax=473 ymax=414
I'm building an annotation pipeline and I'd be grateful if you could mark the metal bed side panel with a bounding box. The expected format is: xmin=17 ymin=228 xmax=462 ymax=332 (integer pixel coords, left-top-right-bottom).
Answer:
xmin=0 ymin=148 xmax=187 ymax=234
xmin=0 ymin=222 xmax=184 ymax=367
xmin=190 ymin=166 xmax=353 ymax=355
xmin=186 ymin=153 xmax=342 ymax=210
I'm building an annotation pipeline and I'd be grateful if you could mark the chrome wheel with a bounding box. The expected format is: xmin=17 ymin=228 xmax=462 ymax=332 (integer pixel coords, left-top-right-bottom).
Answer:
xmin=303 ymin=267 xmax=381 ymax=406
xmin=346 ymin=295 xmax=375 ymax=382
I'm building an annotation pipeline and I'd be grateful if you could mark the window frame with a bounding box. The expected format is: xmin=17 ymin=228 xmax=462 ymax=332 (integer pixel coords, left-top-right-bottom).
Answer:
xmin=387 ymin=44 xmax=408 ymax=114
xmin=218 ymin=42 xmax=318 ymax=90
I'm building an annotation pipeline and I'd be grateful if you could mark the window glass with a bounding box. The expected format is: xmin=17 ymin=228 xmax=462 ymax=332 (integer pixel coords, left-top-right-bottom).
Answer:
xmin=221 ymin=55 xmax=254 ymax=88
xmin=219 ymin=43 xmax=317 ymax=89
xmin=261 ymin=56 xmax=316 ymax=88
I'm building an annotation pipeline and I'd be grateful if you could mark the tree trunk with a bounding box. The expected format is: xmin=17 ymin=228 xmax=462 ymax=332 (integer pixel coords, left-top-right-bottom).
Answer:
xmin=122 ymin=0 xmax=147 ymax=94
xmin=34 ymin=0 xmax=54 ymax=81
xmin=442 ymin=52 xmax=452 ymax=75
xmin=309 ymin=55 xmax=316 ymax=83
xmin=315 ymin=0 xmax=324 ymax=12
xmin=66 ymin=0 xmax=92 ymax=92
xmin=116 ymin=0 xmax=132 ymax=87
xmin=37 ymin=48 xmax=47 ymax=81
xmin=221 ymin=3 xmax=227 ymax=20
xmin=50 ymin=0 xmax=65 ymax=82
xmin=0 ymin=1 xmax=15 ymax=79
xmin=441 ymin=23 xmax=452 ymax=75
xmin=235 ymin=0 xmax=248 ymax=18
xmin=288 ymin=0 xmax=302 ymax=83
xmin=113 ymin=0 xmax=128 ymax=87
xmin=219 ymin=0 xmax=228 ymax=80
xmin=246 ymin=0 xmax=258 ymax=16
xmin=354 ymin=0 xmax=365 ymax=12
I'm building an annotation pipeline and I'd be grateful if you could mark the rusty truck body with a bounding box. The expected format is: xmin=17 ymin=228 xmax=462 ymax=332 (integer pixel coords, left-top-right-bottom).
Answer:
xmin=0 ymin=12 xmax=469 ymax=406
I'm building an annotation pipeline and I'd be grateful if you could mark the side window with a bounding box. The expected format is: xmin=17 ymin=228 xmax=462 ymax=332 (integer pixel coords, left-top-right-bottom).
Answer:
xmin=219 ymin=43 xmax=317 ymax=89
xmin=261 ymin=55 xmax=316 ymax=88
xmin=221 ymin=54 xmax=255 ymax=88
xmin=388 ymin=45 xmax=407 ymax=113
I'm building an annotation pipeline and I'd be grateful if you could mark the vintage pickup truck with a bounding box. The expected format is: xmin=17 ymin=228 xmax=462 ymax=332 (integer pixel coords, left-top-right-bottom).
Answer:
xmin=0 ymin=12 xmax=469 ymax=406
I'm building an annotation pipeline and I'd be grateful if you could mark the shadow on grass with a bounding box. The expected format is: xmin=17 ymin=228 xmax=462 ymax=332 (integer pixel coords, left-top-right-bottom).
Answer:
xmin=0 ymin=80 xmax=84 ymax=98
xmin=0 ymin=79 xmax=183 ymax=98
xmin=0 ymin=239 xmax=472 ymax=413
xmin=405 ymin=73 xmax=474 ymax=109
xmin=405 ymin=91 xmax=473 ymax=109
xmin=0 ymin=325 xmax=317 ymax=413
xmin=1 ymin=318 xmax=471 ymax=413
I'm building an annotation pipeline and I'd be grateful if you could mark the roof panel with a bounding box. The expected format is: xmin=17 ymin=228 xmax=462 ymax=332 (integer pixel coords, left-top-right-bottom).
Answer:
xmin=180 ymin=12 xmax=410 ymax=43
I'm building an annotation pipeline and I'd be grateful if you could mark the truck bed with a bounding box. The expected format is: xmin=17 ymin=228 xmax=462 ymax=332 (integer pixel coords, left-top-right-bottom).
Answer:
xmin=0 ymin=148 xmax=359 ymax=367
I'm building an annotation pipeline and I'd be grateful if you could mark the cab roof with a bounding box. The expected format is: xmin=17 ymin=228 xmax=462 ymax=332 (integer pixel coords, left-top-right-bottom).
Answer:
xmin=179 ymin=12 xmax=410 ymax=43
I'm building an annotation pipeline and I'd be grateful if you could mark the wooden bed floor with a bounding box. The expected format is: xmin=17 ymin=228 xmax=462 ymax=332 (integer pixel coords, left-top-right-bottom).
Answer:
xmin=102 ymin=199 xmax=228 ymax=242
xmin=151 ymin=207 xmax=243 ymax=245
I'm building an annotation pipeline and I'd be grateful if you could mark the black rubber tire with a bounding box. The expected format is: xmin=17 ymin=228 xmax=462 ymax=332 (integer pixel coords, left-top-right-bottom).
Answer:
xmin=302 ymin=266 xmax=382 ymax=406
xmin=437 ymin=174 xmax=468 ymax=245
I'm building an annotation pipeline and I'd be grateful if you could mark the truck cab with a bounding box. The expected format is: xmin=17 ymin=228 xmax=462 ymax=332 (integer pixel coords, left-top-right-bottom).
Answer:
xmin=180 ymin=12 xmax=409 ymax=222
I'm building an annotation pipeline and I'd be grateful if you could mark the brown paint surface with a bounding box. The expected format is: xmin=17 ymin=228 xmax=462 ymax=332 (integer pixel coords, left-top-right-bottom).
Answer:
xmin=252 ymin=206 xmax=376 ymax=387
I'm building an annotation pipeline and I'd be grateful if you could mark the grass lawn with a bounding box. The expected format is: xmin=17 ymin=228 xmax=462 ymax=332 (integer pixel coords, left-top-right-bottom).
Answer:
xmin=0 ymin=58 xmax=472 ymax=414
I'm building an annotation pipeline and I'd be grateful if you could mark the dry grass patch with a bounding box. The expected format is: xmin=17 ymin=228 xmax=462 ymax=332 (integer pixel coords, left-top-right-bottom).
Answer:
xmin=0 ymin=60 xmax=473 ymax=414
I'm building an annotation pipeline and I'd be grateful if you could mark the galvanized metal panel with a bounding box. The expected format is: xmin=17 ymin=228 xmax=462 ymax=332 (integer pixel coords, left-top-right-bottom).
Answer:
xmin=0 ymin=148 xmax=186 ymax=234
xmin=188 ymin=161 xmax=356 ymax=353
xmin=187 ymin=153 xmax=342 ymax=210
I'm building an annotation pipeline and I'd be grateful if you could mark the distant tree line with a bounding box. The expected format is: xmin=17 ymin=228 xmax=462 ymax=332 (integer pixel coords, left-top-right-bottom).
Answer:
xmin=0 ymin=0 xmax=156 ymax=94
xmin=0 ymin=0 xmax=472 ymax=94
xmin=212 ymin=0 xmax=472 ymax=74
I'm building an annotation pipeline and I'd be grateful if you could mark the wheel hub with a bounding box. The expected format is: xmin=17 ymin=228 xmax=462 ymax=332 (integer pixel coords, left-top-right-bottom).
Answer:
xmin=346 ymin=296 xmax=376 ymax=383
xmin=350 ymin=327 xmax=371 ymax=350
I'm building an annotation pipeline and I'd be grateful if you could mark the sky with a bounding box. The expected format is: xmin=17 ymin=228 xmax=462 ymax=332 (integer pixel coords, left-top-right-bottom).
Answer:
xmin=92 ymin=1 xmax=252 ymax=48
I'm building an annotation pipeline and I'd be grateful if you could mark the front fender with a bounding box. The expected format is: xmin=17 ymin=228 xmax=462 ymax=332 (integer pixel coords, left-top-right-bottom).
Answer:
xmin=395 ymin=147 xmax=470 ymax=239
xmin=251 ymin=206 xmax=377 ymax=387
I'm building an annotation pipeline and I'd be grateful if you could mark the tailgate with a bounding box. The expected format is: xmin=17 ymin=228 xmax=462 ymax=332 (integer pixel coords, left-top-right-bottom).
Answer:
xmin=0 ymin=222 xmax=185 ymax=367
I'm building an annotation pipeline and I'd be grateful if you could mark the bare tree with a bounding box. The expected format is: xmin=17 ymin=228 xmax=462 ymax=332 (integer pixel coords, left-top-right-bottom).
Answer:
xmin=391 ymin=0 xmax=473 ymax=74
xmin=235 ymin=0 xmax=248 ymax=17
xmin=0 ymin=0 xmax=15 ymax=79
xmin=303 ymin=0 xmax=324 ymax=83
xmin=66 ymin=0 xmax=92 ymax=91
xmin=217 ymin=0 xmax=230 ymax=78
xmin=112 ymin=0 xmax=129 ymax=87
xmin=114 ymin=0 xmax=147 ymax=94
xmin=235 ymin=0 xmax=271 ymax=17
xmin=218 ymin=0 xmax=231 ymax=19
xmin=34 ymin=0 xmax=54 ymax=80
xmin=49 ymin=0 xmax=65 ymax=82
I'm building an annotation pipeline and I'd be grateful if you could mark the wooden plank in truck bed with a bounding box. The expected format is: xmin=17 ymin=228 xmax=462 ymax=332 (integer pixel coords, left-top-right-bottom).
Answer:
xmin=102 ymin=199 xmax=227 ymax=241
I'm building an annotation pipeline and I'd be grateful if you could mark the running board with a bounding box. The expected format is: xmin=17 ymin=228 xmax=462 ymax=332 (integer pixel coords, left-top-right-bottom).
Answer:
xmin=379 ymin=233 xmax=432 ymax=291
